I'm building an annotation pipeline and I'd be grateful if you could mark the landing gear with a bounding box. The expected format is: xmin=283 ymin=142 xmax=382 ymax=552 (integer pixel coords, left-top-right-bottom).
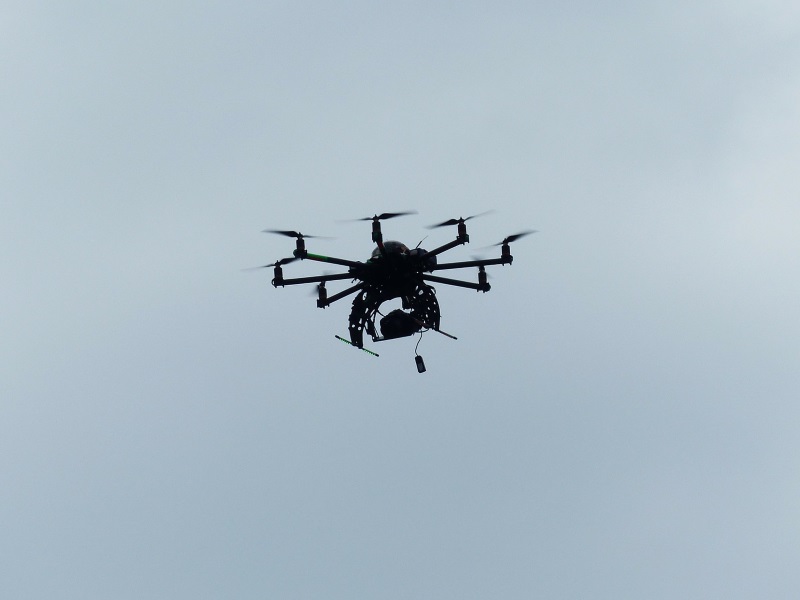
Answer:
xmin=347 ymin=283 xmax=441 ymax=347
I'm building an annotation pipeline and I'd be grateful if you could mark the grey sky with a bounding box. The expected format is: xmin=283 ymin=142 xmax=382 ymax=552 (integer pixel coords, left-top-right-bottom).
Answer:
xmin=3 ymin=2 xmax=800 ymax=598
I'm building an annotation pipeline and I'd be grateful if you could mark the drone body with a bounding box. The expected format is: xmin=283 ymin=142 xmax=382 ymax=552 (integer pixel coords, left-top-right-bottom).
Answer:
xmin=263 ymin=212 xmax=533 ymax=371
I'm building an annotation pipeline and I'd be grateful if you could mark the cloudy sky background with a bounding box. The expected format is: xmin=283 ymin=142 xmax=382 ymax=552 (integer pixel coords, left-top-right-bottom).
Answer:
xmin=3 ymin=2 xmax=800 ymax=598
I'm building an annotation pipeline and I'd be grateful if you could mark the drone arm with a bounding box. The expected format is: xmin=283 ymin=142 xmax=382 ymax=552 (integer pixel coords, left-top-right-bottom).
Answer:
xmin=429 ymin=256 xmax=511 ymax=271
xmin=294 ymin=251 xmax=363 ymax=269
xmin=422 ymin=274 xmax=490 ymax=292
xmin=318 ymin=282 xmax=365 ymax=308
xmin=421 ymin=236 xmax=468 ymax=260
xmin=272 ymin=272 xmax=355 ymax=287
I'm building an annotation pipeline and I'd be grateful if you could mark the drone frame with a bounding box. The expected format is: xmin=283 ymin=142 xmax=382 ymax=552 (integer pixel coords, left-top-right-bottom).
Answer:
xmin=269 ymin=216 xmax=523 ymax=350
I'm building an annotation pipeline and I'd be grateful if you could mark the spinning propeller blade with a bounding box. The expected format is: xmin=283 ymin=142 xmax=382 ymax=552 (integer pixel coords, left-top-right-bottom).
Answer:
xmin=308 ymin=271 xmax=333 ymax=296
xmin=427 ymin=210 xmax=494 ymax=229
xmin=469 ymin=255 xmax=494 ymax=278
xmin=241 ymin=256 xmax=300 ymax=271
xmin=353 ymin=211 xmax=417 ymax=221
xmin=493 ymin=230 xmax=537 ymax=245
xmin=262 ymin=229 xmax=332 ymax=239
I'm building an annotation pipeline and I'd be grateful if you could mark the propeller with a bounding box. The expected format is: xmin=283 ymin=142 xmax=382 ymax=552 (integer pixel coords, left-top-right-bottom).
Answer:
xmin=262 ymin=229 xmax=331 ymax=239
xmin=470 ymin=255 xmax=494 ymax=279
xmin=493 ymin=230 xmax=537 ymax=245
xmin=352 ymin=211 xmax=417 ymax=222
xmin=427 ymin=210 xmax=494 ymax=229
xmin=308 ymin=271 xmax=333 ymax=296
xmin=241 ymin=256 xmax=300 ymax=271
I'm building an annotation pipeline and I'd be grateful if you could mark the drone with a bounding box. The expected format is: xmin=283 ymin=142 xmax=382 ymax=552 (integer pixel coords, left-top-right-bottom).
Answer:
xmin=258 ymin=211 xmax=533 ymax=372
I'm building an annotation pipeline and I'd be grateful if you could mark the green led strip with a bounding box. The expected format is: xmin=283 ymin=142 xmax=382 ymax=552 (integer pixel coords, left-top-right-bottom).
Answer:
xmin=335 ymin=335 xmax=379 ymax=357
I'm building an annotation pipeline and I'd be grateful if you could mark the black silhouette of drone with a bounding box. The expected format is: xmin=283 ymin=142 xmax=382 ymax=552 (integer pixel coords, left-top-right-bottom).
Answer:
xmin=259 ymin=211 xmax=533 ymax=371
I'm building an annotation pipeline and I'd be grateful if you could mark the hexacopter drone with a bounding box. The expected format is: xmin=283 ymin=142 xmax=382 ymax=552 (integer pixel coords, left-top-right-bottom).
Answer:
xmin=258 ymin=211 xmax=533 ymax=372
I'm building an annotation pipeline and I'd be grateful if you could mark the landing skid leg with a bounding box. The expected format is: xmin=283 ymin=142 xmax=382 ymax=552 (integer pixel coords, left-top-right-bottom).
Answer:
xmin=335 ymin=335 xmax=379 ymax=357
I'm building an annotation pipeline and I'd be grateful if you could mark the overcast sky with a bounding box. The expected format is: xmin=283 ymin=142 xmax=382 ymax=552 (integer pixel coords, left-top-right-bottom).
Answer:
xmin=3 ymin=2 xmax=800 ymax=598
